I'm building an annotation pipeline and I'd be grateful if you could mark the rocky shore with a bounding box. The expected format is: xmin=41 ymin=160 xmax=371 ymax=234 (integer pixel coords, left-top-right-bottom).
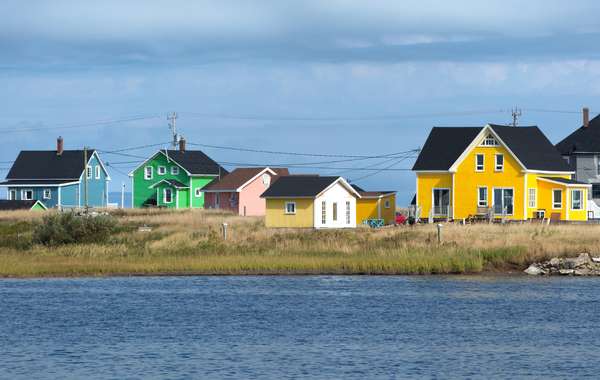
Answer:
xmin=525 ymin=253 xmax=600 ymax=276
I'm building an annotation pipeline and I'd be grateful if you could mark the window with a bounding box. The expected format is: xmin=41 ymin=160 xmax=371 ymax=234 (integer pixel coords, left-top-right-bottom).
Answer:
xmin=495 ymin=154 xmax=504 ymax=171
xmin=21 ymin=189 xmax=33 ymax=200
xmin=597 ymin=156 xmax=600 ymax=176
xmin=144 ymin=166 xmax=153 ymax=180
xmin=493 ymin=188 xmax=513 ymax=215
xmin=171 ymin=166 xmax=179 ymax=175
xmin=195 ymin=188 xmax=203 ymax=198
xmin=571 ymin=189 xmax=583 ymax=210
xmin=95 ymin=165 xmax=101 ymax=179
xmin=346 ymin=201 xmax=351 ymax=224
xmin=384 ymin=199 xmax=391 ymax=209
xmin=321 ymin=201 xmax=326 ymax=224
xmin=157 ymin=166 xmax=166 ymax=175
xmin=433 ymin=188 xmax=450 ymax=216
xmin=86 ymin=166 xmax=92 ymax=179
xmin=477 ymin=187 xmax=488 ymax=207
xmin=553 ymin=189 xmax=562 ymax=209
xmin=528 ymin=188 xmax=536 ymax=208
xmin=262 ymin=173 xmax=271 ymax=187
xmin=481 ymin=134 xmax=499 ymax=146
xmin=332 ymin=202 xmax=338 ymax=221
xmin=593 ymin=184 xmax=600 ymax=199
xmin=163 ymin=188 xmax=173 ymax=203
xmin=43 ymin=189 xmax=51 ymax=200
xmin=475 ymin=154 xmax=484 ymax=172
xmin=8 ymin=189 xmax=16 ymax=200
xmin=285 ymin=201 xmax=296 ymax=214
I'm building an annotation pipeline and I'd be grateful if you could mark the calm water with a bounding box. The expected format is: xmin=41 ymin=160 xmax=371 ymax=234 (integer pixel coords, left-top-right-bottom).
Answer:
xmin=1 ymin=276 xmax=600 ymax=379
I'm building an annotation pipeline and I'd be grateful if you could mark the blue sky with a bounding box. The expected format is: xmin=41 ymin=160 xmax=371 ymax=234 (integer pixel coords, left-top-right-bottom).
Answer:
xmin=1 ymin=0 xmax=600 ymax=203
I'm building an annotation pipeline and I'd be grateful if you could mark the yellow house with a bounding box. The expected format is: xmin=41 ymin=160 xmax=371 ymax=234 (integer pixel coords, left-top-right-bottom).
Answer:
xmin=412 ymin=124 xmax=591 ymax=222
xmin=261 ymin=175 xmax=361 ymax=228
xmin=352 ymin=185 xmax=396 ymax=225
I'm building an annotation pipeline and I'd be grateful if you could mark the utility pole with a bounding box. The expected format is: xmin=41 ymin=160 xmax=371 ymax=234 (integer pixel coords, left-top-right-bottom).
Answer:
xmin=83 ymin=146 xmax=89 ymax=212
xmin=511 ymin=107 xmax=522 ymax=127
xmin=168 ymin=112 xmax=178 ymax=149
xmin=121 ymin=182 xmax=125 ymax=209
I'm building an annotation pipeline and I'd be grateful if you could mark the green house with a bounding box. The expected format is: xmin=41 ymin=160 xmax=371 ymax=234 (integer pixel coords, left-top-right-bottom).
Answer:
xmin=129 ymin=149 xmax=227 ymax=209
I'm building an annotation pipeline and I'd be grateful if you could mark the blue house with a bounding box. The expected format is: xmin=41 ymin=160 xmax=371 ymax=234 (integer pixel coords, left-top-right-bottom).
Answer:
xmin=0 ymin=137 xmax=110 ymax=208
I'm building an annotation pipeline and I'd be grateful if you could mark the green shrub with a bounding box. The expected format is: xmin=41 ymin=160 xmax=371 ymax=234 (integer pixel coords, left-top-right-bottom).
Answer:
xmin=33 ymin=213 xmax=117 ymax=246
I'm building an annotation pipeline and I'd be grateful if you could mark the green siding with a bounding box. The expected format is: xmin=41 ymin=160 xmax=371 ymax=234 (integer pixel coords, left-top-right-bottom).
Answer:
xmin=132 ymin=151 xmax=218 ymax=209
xmin=31 ymin=201 xmax=47 ymax=211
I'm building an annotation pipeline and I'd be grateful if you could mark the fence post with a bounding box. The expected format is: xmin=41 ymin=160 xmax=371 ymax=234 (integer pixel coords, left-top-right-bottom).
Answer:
xmin=222 ymin=222 xmax=228 ymax=240
xmin=437 ymin=223 xmax=443 ymax=244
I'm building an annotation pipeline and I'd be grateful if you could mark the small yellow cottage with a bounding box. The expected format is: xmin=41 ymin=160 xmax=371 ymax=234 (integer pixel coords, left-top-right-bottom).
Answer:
xmin=352 ymin=185 xmax=396 ymax=225
xmin=412 ymin=124 xmax=590 ymax=222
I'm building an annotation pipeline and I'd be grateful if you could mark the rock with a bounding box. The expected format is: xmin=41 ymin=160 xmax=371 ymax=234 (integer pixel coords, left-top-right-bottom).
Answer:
xmin=549 ymin=258 xmax=561 ymax=267
xmin=524 ymin=264 xmax=544 ymax=275
xmin=559 ymin=269 xmax=575 ymax=275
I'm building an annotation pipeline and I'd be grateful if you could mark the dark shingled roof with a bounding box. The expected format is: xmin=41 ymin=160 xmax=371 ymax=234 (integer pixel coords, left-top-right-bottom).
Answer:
xmin=260 ymin=176 xmax=341 ymax=198
xmin=413 ymin=125 xmax=571 ymax=172
xmin=160 ymin=150 xmax=227 ymax=176
xmin=350 ymin=184 xmax=395 ymax=198
xmin=555 ymin=114 xmax=600 ymax=155
xmin=6 ymin=150 xmax=96 ymax=180
xmin=539 ymin=177 xmax=590 ymax=186
xmin=204 ymin=167 xmax=289 ymax=191
xmin=0 ymin=179 xmax=78 ymax=186
xmin=0 ymin=200 xmax=42 ymax=210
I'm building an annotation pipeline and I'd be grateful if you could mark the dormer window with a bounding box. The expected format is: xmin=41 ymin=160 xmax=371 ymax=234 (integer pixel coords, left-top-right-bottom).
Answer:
xmin=481 ymin=134 xmax=499 ymax=147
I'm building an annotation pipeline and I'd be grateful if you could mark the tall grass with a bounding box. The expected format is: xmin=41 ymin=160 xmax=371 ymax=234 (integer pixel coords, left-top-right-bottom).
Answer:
xmin=0 ymin=208 xmax=598 ymax=277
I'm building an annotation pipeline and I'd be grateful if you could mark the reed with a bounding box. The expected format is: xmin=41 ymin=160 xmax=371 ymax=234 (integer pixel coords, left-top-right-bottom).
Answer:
xmin=0 ymin=208 xmax=598 ymax=277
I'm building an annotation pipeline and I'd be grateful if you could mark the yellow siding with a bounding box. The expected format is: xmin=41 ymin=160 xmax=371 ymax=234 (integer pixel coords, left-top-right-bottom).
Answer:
xmin=265 ymin=198 xmax=314 ymax=228
xmin=534 ymin=178 xmax=588 ymax=221
xmin=356 ymin=194 xmax=396 ymax=225
xmin=416 ymin=173 xmax=452 ymax=218
xmin=525 ymin=173 xmax=570 ymax=219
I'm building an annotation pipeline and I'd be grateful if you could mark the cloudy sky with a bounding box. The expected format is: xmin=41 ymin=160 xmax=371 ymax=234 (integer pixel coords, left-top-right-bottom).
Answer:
xmin=1 ymin=0 xmax=600 ymax=202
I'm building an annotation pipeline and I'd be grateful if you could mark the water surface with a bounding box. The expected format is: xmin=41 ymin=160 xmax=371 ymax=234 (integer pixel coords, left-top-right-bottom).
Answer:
xmin=1 ymin=276 xmax=599 ymax=379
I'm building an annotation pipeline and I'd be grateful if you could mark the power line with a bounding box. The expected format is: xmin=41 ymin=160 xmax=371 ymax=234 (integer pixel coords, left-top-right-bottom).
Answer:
xmin=522 ymin=108 xmax=583 ymax=114
xmin=99 ymin=142 xmax=171 ymax=154
xmin=349 ymin=155 xmax=414 ymax=182
xmin=217 ymin=160 xmax=413 ymax=171
xmin=105 ymin=163 xmax=131 ymax=177
xmin=1 ymin=114 xmax=162 ymax=134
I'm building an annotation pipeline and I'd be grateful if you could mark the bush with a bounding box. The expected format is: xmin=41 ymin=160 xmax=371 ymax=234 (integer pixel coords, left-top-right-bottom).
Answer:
xmin=33 ymin=213 xmax=117 ymax=246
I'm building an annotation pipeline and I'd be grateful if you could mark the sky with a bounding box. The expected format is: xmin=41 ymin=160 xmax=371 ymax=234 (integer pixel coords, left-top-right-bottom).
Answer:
xmin=1 ymin=0 xmax=600 ymax=203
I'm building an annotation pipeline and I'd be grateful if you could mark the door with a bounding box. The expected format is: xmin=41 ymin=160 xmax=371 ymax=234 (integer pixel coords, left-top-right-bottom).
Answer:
xmin=493 ymin=188 xmax=513 ymax=215
xmin=433 ymin=189 xmax=450 ymax=215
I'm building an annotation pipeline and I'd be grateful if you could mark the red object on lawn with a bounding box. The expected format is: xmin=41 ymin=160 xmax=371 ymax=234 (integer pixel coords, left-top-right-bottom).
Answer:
xmin=395 ymin=213 xmax=407 ymax=225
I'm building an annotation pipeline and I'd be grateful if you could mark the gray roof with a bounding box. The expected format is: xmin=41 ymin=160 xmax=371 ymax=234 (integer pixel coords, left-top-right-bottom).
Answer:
xmin=556 ymin=114 xmax=600 ymax=154
xmin=160 ymin=150 xmax=227 ymax=176
xmin=6 ymin=150 xmax=96 ymax=180
xmin=261 ymin=176 xmax=340 ymax=197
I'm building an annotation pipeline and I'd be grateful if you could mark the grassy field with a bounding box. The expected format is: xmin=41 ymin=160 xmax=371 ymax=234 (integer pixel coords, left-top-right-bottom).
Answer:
xmin=0 ymin=208 xmax=599 ymax=277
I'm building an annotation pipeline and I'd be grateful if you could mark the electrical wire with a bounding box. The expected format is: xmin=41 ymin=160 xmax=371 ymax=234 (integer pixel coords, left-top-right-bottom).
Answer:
xmin=216 ymin=160 xmax=412 ymax=171
xmin=2 ymin=114 xmax=162 ymax=134
xmin=349 ymin=155 xmax=414 ymax=182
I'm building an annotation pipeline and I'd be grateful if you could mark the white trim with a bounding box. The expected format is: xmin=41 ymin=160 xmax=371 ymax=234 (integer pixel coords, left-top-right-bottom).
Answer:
xmin=537 ymin=177 xmax=592 ymax=188
xmin=1 ymin=181 xmax=80 ymax=187
xmin=8 ymin=189 xmax=16 ymax=200
xmin=523 ymin=174 xmax=528 ymax=220
xmin=236 ymin=167 xmax=278 ymax=191
xmin=175 ymin=189 xmax=179 ymax=209
xmin=157 ymin=166 xmax=167 ymax=175
xmin=475 ymin=153 xmax=484 ymax=172
xmin=415 ymin=175 xmax=419 ymax=211
xmin=171 ymin=166 xmax=180 ymax=175
xmin=566 ymin=188 xmax=570 ymax=221
xmin=523 ymin=170 xmax=575 ymax=175
xmin=451 ymin=173 xmax=455 ymax=219
xmin=131 ymin=176 xmax=134 ymax=209
xmin=195 ymin=188 xmax=203 ymax=197
xmin=284 ymin=201 xmax=296 ymax=215
xmin=189 ymin=177 xmax=193 ymax=208
xmin=163 ymin=188 xmax=173 ymax=204
xmin=43 ymin=188 xmax=52 ymax=200
xmin=431 ymin=187 xmax=451 ymax=216
xmin=477 ymin=186 xmax=488 ymax=207
xmin=148 ymin=179 xmax=189 ymax=189
xmin=316 ymin=177 xmax=361 ymax=199
xmin=491 ymin=187 xmax=515 ymax=216
xmin=21 ymin=189 xmax=33 ymax=200
xmin=89 ymin=151 xmax=112 ymax=181
xmin=128 ymin=150 xmax=191 ymax=177
xmin=528 ymin=188 xmax=537 ymax=209
xmin=95 ymin=165 xmax=101 ymax=179
xmin=86 ymin=166 xmax=93 ymax=179
xmin=552 ymin=188 xmax=563 ymax=210
xmin=494 ymin=153 xmax=504 ymax=172
xmin=571 ymin=189 xmax=583 ymax=211
xmin=144 ymin=166 xmax=153 ymax=180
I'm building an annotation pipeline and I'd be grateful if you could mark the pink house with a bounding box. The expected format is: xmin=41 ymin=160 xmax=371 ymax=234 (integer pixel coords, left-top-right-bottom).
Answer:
xmin=203 ymin=167 xmax=289 ymax=216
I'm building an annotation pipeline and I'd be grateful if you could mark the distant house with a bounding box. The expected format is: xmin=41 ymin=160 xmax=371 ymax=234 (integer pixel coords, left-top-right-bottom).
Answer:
xmin=555 ymin=108 xmax=600 ymax=217
xmin=261 ymin=176 xmax=360 ymax=228
xmin=203 ymin=167 xmax=289 ymax=216
xmin=351 ymin=185 xmax=396 ymax=225
xmin=0 ymin=137 xmax=110 ymax=209
xmin=413 ymin=124 xmax=590 ymax=222
xmin=0 ymin=199 xmax=47 ymax=211
xmin=129 ymin=143 xmax=227 ymax=209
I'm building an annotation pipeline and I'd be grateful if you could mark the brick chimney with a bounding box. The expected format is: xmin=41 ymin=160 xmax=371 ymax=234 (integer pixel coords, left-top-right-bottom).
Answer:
xmin=179 ymin=137 xmax=186 ymax=153
xmin=583 ymin=107 xmax=590 ymax=128
xmin=57 ymin=136 xmax=64 ymax=156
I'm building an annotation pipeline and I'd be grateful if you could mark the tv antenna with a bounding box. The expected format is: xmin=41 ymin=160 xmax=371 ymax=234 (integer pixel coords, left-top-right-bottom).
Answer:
xmin=168 ymin=112 xmax=178 ymax=149
xmin=511 ymin=107 xmax=522 ymax=127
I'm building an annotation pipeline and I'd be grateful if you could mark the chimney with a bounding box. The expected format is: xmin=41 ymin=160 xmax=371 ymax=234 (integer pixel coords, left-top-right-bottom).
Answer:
xmin=56 ymin=136 xmax=64 ymax=156
xmin=583 ymin=107 xmax=590 ymax=128
xmin=179 ymin=137 xmax=186 ymax=153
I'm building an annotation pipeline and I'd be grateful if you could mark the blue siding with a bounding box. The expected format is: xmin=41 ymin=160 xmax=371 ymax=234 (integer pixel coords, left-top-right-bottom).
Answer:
xmin=8 ymin=187 xmax=59 ymax=208
xmin=78 ymin=153 xmax=109 ymax=207
xmin=60 ymin=184 xmax=80 ymax=208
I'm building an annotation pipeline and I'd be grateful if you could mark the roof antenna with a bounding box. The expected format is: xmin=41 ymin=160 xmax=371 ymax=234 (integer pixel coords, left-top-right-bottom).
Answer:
xmin=168 ymin=112 xmax=178 ymax=149
xmin=511 ymin=107 xmax=522 ymax=127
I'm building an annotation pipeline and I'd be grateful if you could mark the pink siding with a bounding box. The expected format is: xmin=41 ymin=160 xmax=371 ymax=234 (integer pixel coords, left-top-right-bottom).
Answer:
xmin=238 ymin=173 xmax=272 ymax=216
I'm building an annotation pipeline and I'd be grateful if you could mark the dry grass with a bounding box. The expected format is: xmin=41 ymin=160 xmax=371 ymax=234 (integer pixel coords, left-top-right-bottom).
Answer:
xmin=1 ymin=208 xmax=599 ymax=277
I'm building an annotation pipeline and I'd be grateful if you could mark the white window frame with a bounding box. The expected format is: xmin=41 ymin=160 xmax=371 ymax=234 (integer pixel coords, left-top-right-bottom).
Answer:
xmin=195 ymin=188 xmax=202 ymax=198
xmin=495 ymin=154 xmax=504 ymax=172
xmin=475 ymin=154 xmax=484 ymax=172
xmin=157 ymin=166 xmax=166 ymax=175
xmin=86 ymin=166 xmax=92 ymax=179
xmin=384 ymin=199 xmax=391 ymax=209
xmin=492 ymin=187 xmax=514 ymax=215
xmin=346 ymin=201 xmax=351 ymax=224
xmin=171 ymin=166 xmax=179 ymax=175
xmin=477 ymin=187 xmax=488 ymax=207
xmin=95 ymin=165 xmax=101 ymax=179
xmin=285 ymin=201 xmax=296 ymax=215
xmin=528 ymin=188 xmax=537 ymax=209
xmin=481 ymin=134 xmax=499 ymax=147
xmin=21 ymin=189 xmax=33 ymax=200
xmin=163 ymin=188 xmax=173 ymax=204
xmin=262 ymin=173 xmax=271 ymax=187
xmin=144 ymin=166 xmax=153 ymax=180
xmin=43 ymin=188 xmax=52 ymax=200
xmin=321 ymin=201 xmax=326 ymax=224
xmin=552 ymin=189 xmax=562 ymax=209
xmin=8 ymin=189 xmax=16 ymax=200
xmin=571 ymin=189 xmax=583 ymax=211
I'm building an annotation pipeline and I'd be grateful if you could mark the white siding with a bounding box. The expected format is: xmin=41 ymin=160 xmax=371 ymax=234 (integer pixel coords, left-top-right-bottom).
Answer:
xmin=313 ymin=182 xmax=357 ymax=229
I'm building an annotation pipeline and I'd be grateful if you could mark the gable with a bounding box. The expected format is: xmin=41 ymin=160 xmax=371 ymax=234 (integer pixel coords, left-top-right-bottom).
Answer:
xmin=317 ymin=180 xmax=359 ymax=200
